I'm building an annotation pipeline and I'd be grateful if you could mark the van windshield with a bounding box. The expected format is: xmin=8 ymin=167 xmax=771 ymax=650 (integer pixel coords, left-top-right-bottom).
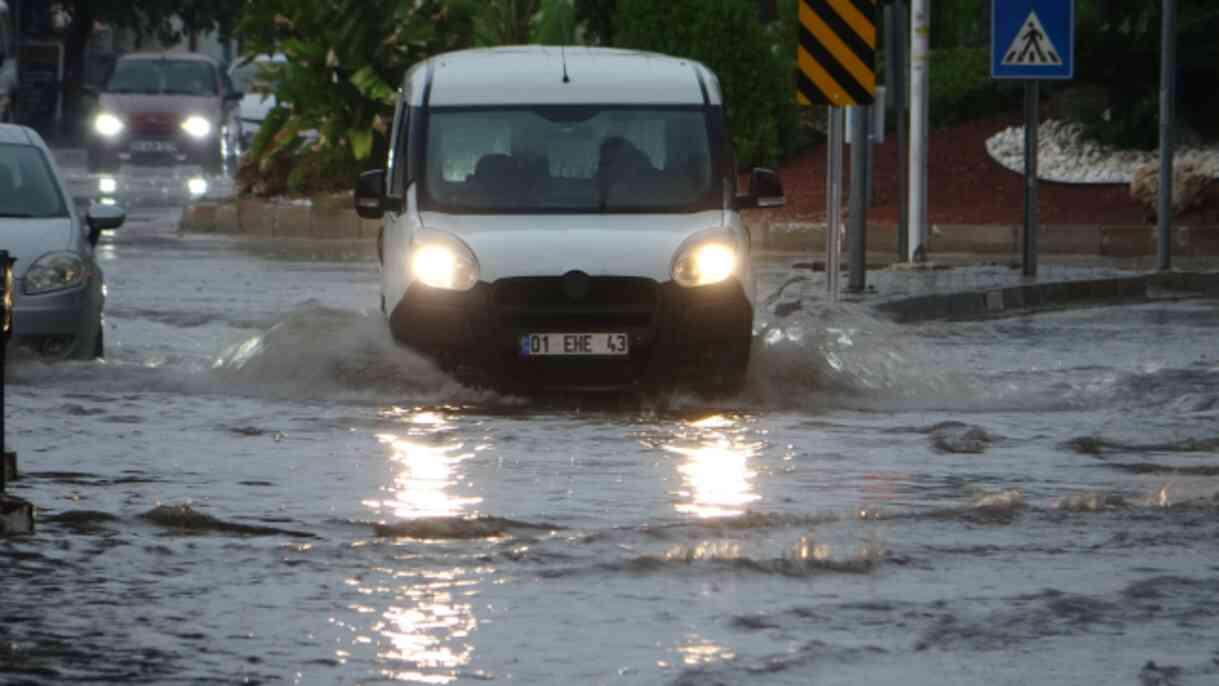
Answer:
xmin=422 ymin=107 xmax=717 ymax=213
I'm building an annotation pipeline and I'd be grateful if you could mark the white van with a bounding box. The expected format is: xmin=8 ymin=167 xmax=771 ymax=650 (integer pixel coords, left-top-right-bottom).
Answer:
xmin=355 ymin=47 xmax=784 ymax=393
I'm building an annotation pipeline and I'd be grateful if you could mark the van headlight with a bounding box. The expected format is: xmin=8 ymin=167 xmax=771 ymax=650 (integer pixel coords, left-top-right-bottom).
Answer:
xmin=180 ymin=116 xmax=212 ymax=139
xmin=94 ymin=112 xmax=124 ymax=137
xmin=672 ymin=241 xmax=737 ymax=287
xmin=409 ymin=235 xmax=479 ymax=291
xmin=25 ymin=252 xmax=85 ymax=295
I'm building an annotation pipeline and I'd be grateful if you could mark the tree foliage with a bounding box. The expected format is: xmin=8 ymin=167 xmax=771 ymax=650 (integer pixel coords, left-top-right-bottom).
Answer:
xmin=573 ymin=0 xmax=616 ymax=45
xmin=235 ymin=0 xmax=476 ymax=195
xmin=614 ymin=0 xmax=791 ymax=167
xmin=474 ymin=0 xmax=541 ymax=46
xmin=1073 ymin=0 xmax=1219 ymax=147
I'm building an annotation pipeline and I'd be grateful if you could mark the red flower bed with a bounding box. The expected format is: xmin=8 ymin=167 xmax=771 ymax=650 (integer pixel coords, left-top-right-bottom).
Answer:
xmin=767 ymin=115 xmax=1178 ymax=226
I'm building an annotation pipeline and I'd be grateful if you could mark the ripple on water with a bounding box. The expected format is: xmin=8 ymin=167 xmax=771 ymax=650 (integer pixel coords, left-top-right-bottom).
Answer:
xmin=371 ymin=515 xmax=559 ymax=540
xmin=139 ymin=504 xmax=316 ymax=538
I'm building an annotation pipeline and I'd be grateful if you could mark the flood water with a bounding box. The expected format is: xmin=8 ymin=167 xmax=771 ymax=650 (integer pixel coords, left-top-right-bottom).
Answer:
xmin=3 ymin=163 xmax=1219 ymax=685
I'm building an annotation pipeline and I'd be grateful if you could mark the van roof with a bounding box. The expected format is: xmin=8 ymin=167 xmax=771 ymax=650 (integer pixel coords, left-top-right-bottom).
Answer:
xmin=416 ymin=46 xmax=721 ymax=107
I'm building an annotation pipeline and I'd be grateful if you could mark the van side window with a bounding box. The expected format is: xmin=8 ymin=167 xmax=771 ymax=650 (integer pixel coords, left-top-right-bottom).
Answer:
xmin=387 ymin=97 xmax=409 ymax=198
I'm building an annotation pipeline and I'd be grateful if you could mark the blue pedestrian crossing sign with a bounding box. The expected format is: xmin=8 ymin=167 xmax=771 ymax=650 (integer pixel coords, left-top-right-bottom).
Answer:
xmin=991 ymin=0 xmax=1074 ymax=79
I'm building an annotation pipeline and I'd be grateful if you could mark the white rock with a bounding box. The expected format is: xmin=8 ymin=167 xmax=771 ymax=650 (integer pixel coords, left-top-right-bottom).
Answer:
xmin=985 ymin=119 xmax=1219 ymax=185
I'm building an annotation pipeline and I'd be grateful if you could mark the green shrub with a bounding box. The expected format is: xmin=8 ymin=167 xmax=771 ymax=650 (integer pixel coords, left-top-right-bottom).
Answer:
xmin=928 ymin=48 xmax=1018 ymax=129
xmin=1072 ymin=93 xmax=1159 ymax=151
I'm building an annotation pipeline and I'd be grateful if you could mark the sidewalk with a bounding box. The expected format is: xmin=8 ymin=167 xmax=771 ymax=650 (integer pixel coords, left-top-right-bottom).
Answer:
xmin=757 ymin=252 xmax=1219 ymax=323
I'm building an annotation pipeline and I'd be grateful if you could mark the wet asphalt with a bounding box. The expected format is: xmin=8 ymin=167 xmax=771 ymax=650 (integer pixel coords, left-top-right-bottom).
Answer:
xmin=1 ymin=156 xmax=1218 ymax=685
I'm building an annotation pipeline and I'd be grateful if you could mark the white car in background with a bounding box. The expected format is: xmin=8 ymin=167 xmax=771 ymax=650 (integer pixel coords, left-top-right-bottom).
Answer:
xmin=228 ymin=53 xmax=286 ymax=147
xmin=0 ymin=124 xmax=125 ymax=359
xmin=355 ymin=47 xmax=785 ymax=394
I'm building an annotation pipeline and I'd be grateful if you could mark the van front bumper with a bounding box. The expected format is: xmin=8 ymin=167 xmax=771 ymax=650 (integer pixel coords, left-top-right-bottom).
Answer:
xmin=387 ymin=276 xmax=752 ymax=391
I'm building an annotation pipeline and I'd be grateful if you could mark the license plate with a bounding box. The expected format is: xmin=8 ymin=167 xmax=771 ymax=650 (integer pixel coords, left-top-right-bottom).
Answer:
xmin=520 ymin=333 xmax=629 ymax=357
xmin=130 ymin=140 xmax=177 ymax=153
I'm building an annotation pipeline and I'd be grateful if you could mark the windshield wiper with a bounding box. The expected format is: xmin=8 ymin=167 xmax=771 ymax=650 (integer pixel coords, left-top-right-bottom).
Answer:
xmin=0 ymin=212 xmax=35 ymax=218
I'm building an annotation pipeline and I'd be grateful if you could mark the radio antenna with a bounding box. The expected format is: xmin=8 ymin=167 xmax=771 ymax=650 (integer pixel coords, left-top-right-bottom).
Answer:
xmin=561 ymin=4 xmax=572 ymax=83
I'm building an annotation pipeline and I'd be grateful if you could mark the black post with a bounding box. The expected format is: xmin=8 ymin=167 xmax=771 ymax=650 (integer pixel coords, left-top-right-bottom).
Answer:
xmin=1022 ymin=81 xmax=1039 ymax=277
xmin=848 ymin=106 xmax=869 ymax=293
xmin=1157 ymin=0 xmax=1177 ymax=271
xmin=0 ymin=251 xmax=9 ymax=494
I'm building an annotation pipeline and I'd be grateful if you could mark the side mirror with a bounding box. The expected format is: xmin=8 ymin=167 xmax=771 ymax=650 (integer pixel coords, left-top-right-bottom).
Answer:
xmin=736 ymin=168 xmax=785 ymax=210
xmin=81 ymin=85 xmax=99 ymax=99
xmin=86 ymin=204 xmax=126 ymax=245
xmin=354 ymin=169 xmax=387 ymax=219
xmin=225 ymin=90 xmax=245 ymax=101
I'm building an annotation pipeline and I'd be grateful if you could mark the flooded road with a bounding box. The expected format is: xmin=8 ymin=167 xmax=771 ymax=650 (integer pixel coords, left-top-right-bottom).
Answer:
xmin=3 ymin=160 xmax=1219 ymax=685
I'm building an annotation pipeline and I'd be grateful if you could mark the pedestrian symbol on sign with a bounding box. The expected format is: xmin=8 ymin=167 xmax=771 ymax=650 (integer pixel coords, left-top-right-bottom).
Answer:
xmin=1002 ymin=12 xmax=1061 ymax=66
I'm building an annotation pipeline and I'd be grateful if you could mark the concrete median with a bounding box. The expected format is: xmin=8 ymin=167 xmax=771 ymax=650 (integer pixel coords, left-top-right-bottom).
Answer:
xmin=180 ymin=194 xmax=381 ymax=239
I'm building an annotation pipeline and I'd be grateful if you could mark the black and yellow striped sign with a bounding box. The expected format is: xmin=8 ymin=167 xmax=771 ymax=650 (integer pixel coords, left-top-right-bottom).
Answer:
xmin=796 ymin=0 xmax=877 ymax=107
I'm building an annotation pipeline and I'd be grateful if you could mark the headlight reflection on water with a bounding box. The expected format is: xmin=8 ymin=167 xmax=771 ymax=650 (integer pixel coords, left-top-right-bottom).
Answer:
xmin=187 ymin=177 xmax=209 ymax=196
xmin=667 ymin=414 xmax=761 ymax=518
xmin=342 ymin=566 xmax=485 ymax=684
xmin=376 ymin=572 xmax=480 ymax=684
xmin=372 ymin=434 xmax=482 ymax=520
xmin=356 ymin=409 xmax=489 ymax=683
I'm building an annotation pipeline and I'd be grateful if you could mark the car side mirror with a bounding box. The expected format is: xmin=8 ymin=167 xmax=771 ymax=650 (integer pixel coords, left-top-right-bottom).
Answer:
xmin=225 ymin=90 xmax=244 ymax=101
xmin=81 ymin=85 xmax=99 ymax=99
xmin=86 ymin=204 xmax=126 ymax=245
xmin=355 ymin=169 xmax=387 ymax=219
xmin=736 ymin=168 xmax=785 ymax=210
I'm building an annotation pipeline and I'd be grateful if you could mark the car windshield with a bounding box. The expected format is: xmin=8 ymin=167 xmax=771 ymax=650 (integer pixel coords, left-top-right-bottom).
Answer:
xmin=106 ymin=59 xmax=218 ymax=96
xmin=0 ymin=144 xmax=68 ymax=218
xmin=423 ymin=107 xmax=716 ymax=213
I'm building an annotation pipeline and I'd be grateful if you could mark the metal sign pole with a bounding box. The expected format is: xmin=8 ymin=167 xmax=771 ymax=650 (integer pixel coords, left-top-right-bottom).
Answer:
xmin=1157 ymin=0 xmax=1177 ymax=272
xmin=827 ymin=107 xmax=844 ymax=300
xmin=1023 ymin=80 xmax=1040 ymax=276
xmin=908 ymin=0 xmax=929 ymax=262
xmin=992 ymin=0 xmax=1075 ymax=277
xmin=890 ymin=1 xmax=909 ymax=260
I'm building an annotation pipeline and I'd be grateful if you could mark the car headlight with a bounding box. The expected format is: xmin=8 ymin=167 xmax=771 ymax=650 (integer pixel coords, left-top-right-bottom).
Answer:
xmin=181 ymin=115 xmax=212 ymax=138
xmin=24 ymin=252 xmax=85 ymax=295
xmin=409 ymin=235 xmax=479 ymax=291
xmin=94 ymin=112 xmax=124 ymax=137
xmin=672 ymin=240 xmax=737 ymax=287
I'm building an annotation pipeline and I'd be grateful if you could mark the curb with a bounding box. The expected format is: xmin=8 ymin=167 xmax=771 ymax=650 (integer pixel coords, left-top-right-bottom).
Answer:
xmin=875 ymin=272 xmax=1219 ymax=323
xmin=761 ymin=222 xmax=1219 ymax=257
xmin=180 ymin=194 xmax=381 ymax=239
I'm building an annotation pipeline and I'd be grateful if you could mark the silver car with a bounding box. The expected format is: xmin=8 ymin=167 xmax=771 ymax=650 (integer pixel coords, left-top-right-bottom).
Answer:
xmin=0 ymin=124 xmax=125 ymax=359
xmin=85 ymin=52 xmax=244 ymax=174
